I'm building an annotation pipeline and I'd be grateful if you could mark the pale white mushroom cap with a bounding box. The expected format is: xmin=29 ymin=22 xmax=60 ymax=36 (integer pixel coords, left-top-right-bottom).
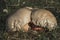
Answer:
xmin=6 ymin=7 xmax=32 ymax=32
xmin=31 ymin=9 xmax=57 ymax=31
xmin=3 ymin=9 xmax=8 ymax=13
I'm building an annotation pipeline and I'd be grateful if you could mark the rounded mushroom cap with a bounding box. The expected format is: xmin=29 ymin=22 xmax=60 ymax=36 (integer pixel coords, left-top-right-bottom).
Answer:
xmin=6 ymin=7 xmax=32 ymax=32
xmin=31 ymin=9 xmax=57 ymax=31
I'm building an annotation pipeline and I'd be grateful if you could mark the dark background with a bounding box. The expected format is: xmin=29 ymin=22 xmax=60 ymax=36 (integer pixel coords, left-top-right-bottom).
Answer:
xmin=0 ymin=0 xmax=60 ymax=40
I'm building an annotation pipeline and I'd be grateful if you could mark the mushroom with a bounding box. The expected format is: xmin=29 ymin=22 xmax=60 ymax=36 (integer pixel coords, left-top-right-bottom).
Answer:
xmin=6 ymin=7 xmax=32 ymax=32
xmin=31 ymin=9 xmax=57 ymax=31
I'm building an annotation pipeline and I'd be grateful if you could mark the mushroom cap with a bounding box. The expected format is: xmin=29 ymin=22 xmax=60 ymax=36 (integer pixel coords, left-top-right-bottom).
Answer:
xmin=31 ymin=9 xmax=57 ymax=31
xmin=6 ymin=7 xmax=32 ymax=32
